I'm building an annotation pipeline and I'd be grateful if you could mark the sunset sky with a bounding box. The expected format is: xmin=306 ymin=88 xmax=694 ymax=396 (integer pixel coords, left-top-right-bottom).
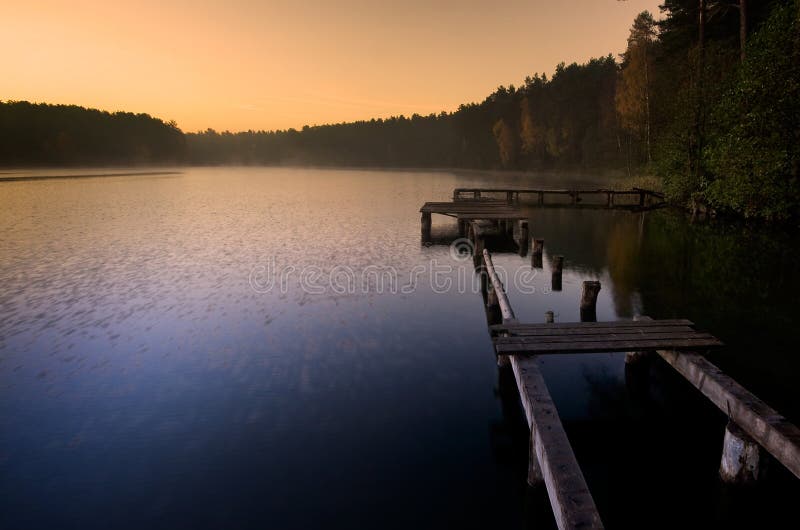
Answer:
xmin=2 ymin=0 xmax=662 ymax=132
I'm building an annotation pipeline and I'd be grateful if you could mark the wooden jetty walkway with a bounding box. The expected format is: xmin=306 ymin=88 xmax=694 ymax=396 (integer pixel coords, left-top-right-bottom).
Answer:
xmin=420 ymin=187 xmax=665 ymax=243
xmin=421 ymin=188 xmax=800 ymax=529
xmin=477 ymin=248 xmax=800 ymax=529
xmin=453 ymin=187 xmax=665 ymax=210
xmin=491 ymin=319 xmax=722 ymax=355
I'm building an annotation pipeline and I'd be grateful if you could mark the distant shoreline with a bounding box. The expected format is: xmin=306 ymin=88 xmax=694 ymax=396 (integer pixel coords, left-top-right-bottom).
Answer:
xmin=0 ymin=170 xmax=182 ymax=182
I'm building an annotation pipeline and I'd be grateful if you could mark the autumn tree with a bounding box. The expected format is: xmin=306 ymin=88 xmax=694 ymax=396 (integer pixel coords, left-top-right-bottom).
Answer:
xmin=492 ymin=118 xmax=517 ymax=168
xmin=616 ymin=11 xmax=657 ymax=166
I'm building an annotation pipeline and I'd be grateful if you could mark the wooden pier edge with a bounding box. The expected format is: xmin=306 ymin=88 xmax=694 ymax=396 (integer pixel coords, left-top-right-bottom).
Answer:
xmin=483 ymin=249 xmax=604 ymax=529
xmin=511 ymin=355 xmax=605 ymax=529
xmin=657 ymin=349 xmax=800 ymax=479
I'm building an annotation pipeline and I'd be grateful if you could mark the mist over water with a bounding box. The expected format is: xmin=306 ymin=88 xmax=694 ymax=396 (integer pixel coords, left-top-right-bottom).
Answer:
xmin=1 ymin=167 xmax=798 ymax=529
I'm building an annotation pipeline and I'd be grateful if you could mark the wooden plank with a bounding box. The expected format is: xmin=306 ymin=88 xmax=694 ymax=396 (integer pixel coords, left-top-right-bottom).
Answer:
xmin=492 ymin=319 xmax=694 ymax=331
xmin=496 ymin=325 xmax=697 ymax=337
xmin=495 ymin=337 xmax=723 ymax=355
xmin=511 ymin=355 xmax=604 ymax=529
xmin=483 ymin=249 xmax=515 ymax=322
xmin=657 ymin=350 xmax=800 ymax=479
xmin=495 ymin=332 xmax=718 ymax=344
xmin=457 ymin=213 xmax=528 ymax=220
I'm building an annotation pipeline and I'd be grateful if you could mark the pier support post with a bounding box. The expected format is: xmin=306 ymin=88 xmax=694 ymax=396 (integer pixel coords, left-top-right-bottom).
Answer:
xmin=421 ymin=212 xmax=432 ymax=243
xmin=518 ymin=221 xmax=529 ymax=256
xmin=545 ymin=311 xmax=554 ymax=324
xmin=474 ymin=236 xmax=485 ymax=267
xmin=720 ymin=422 xmax=761 ymax=484
xmin=579 ymin=281 xmax=601 ymax=322
xmin=458 ymin=219 xmax=467 ymax=237
xmin=551 ymin=255 xmax=563 ymax=292
xmin=532 ymin=239 xmax=544 ymax=268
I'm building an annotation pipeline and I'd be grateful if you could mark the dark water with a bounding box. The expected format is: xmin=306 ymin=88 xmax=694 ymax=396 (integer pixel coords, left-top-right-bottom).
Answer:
xmin=1 ymin=167 xmax=798 ymax=529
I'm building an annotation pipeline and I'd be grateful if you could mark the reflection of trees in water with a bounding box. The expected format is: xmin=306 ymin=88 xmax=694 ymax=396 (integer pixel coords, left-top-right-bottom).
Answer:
xmin=637 ymin=212 xmax=800 ymax=422
xmin=604 ymin=215 xmax=644 ymax=317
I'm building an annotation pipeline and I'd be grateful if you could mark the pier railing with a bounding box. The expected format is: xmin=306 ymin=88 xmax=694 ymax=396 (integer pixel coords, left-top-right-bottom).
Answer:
xmin=453 ymin=187 xmax=665 ymax=210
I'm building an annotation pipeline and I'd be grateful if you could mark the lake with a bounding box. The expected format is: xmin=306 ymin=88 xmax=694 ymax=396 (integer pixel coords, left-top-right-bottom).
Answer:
xmin=1 ymin=167 xmax=798 ymax=529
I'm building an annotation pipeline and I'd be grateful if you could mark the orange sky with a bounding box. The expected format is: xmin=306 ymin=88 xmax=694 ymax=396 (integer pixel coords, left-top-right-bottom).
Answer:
xmin=2 ymin=0 xmax=662 ymax=132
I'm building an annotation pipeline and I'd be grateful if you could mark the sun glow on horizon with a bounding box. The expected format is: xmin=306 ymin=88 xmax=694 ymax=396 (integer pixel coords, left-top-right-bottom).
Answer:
xmin=2 ymin=0 xmax=662 ymax=132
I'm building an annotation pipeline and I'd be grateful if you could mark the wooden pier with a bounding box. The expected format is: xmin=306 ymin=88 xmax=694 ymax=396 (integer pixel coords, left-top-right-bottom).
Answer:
xmin=420 ymin=187 xmax=665 ymax=243
xmin=491 ymin=319 xmax=722 ymax=355
xmin=422 ymin=187 xmax=800 ymax=529
xmin=452 ymin=187 xmax=665 ymax=211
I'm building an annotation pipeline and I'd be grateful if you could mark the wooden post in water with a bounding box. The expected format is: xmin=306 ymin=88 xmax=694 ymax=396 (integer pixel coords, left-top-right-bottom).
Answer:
xmin=532 ymin=239 xmax=544 ymax=268
xmin=545 ymin=310 xmax=555 ymax=323
xmin=720 ymin=421 xmax=761 ymax=484
xmin=506 ymin=191 xmax=515 ymax=204
xmin=551 ymin=255 xmax=563 ymax=292
xmin=579 ymin=281 xmax=601 ymax=322
xmin=421 ymin=212 xmax=432 ymax=243
xmin=518 ymin=221 xmax=529 ymax=256
xmin=473 ymin=190 xmax=481 ymax=199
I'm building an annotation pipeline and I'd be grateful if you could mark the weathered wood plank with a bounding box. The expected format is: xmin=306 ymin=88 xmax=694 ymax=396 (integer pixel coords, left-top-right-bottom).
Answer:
xmin=495 ymin=337 xmax=723 ymax=355
xmin=657 ymin=350 xmax=800 ymax=479
xmin=495 ymin=325 xmax=697 ymax=337
xmin=492 ymin=319 xmax=694 ymax=331
xmin=496 ymin=332 xmax=717 ymax=344
xmin=482 ymin=249 xmax=515 ymax=322
xmin=511 ymin=355 xmax=604 ymax=529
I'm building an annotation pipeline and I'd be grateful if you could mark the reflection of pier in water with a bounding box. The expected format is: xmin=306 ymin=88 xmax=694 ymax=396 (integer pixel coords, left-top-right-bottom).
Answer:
xmin=418 ymin=188 xmax=800 ymax=530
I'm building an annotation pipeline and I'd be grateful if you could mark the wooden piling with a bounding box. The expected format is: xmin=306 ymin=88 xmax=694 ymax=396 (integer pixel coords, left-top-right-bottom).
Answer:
xmin=551 ymin=255 xmax=563 ymax=292
xmin=720 ymin=421 xmax=761 ymax=484
xmin=545 ymin=311 xmax=554 ymax=323
xmin=552 ymin=255 xmax=563 ymax=274
xmin=421 ymin=212 xmax=432 ymax=242
xmin=518 ymin=220 xmax=529 ymax=256
xmin=579 ymin=281 xmax=601 ymax=322
xmin=532 ymin=239 xmax=544 ymax=268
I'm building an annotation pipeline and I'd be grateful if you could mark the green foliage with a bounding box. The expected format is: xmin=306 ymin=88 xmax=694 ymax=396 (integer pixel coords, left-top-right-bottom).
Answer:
xmin=703 ymin=0 xmax=800 ymax=220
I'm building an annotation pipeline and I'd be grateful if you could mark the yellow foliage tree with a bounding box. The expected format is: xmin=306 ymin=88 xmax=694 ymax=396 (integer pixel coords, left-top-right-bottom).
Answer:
xmin=616 ymin=11 xmax=657 ymax=164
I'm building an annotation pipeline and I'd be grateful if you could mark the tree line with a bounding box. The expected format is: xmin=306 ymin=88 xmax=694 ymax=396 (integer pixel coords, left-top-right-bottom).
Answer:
xmin=2 ymin=1 xmax=797 ymax=220
xmin=0 ymin=101 xmax=185 ymax=165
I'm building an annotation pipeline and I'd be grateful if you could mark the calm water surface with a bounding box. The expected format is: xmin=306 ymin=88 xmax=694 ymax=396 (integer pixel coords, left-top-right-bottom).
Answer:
xmin=1 ymin=167 xmax=798 ymax=528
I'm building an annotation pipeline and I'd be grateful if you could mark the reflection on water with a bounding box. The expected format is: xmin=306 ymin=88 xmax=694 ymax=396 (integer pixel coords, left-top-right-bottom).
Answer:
xmin=1 ymin=167 xmax=798 ymax=528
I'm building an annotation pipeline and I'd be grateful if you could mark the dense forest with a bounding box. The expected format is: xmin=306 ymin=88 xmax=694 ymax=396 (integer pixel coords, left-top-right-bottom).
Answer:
xmin=0 ymin=101 xmax=185 ymax=165
xmin=2 ymin=0 xmax=797 ymax=220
